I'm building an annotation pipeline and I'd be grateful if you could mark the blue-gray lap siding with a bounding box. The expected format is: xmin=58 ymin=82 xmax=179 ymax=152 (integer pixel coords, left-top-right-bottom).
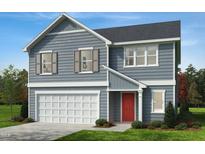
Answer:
xmin=29 ymin=25 xmax=107 ymax=82
xmin=109 ymin=43 xmax=174 ymax=80
xmin=29 ymin=87 xmax=108 ymax=120
xmin=109 ymin=72 xmax=139 ymax=90
xmin=109 ymin=85 xmax=173 ymax=122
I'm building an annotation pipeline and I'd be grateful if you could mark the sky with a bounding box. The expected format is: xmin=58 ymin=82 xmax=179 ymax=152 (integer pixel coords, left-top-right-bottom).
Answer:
xmin=0 ymin=12 xmax=204 ymax=72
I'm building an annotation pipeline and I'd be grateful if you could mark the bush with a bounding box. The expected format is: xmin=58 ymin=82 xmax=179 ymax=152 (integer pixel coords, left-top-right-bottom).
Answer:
xmin=103 ymin=122 xmax=113 ymax=128
xmin=131 ymin=121 xmax=143 ymax=129
xmin=161 ymin=124 xmax=169 ymax=129
xmin=192 ymin=121 xmax=201 ymax=127
xmin=147 ymin=125 xmax=155 ymax=129
xmin=164 ymin=102 xmax=176 ymax=128
xmin=12 ymin=116 xmax=24 ymax=122
xmin=20 ymin=103 xmax=28 ymax=118
xmin=95 ymin=119 xmax=108 ymax=127
xmin=175 ymin=123 xmax=188 ymax=130
xmin=23 ymin=117 xmax=35 ymax=123
xmin=177 ymin=111 xmax=193 ymax=123
xmin=192 ymin=124 xmax=200 ymax=129
xmin=150 ymin=121 xmax=162 ymax=128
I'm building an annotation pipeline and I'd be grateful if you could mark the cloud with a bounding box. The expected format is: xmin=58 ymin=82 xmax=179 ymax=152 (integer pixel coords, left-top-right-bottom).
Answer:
xmin=182 ymin=39 xmax=198 ymax=47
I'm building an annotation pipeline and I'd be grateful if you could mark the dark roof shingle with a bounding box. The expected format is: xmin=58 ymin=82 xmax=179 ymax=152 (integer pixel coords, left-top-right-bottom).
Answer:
xmin=94 ymin=21 xmax=180 ymax=42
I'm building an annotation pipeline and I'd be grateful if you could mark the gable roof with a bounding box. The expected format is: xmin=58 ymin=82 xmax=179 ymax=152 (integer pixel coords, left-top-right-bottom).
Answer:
xmin=102 ymin=65 xmax=147 ymax=89
xmin=94 ymin=21 xmax=180 ymax=44
xmin=23 ymin=13 xmax=112 ymax=52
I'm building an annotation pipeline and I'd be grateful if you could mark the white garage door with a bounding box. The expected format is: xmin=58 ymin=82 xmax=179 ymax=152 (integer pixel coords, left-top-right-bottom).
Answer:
xmin=37 ymin=92 xmax=99 ymax=124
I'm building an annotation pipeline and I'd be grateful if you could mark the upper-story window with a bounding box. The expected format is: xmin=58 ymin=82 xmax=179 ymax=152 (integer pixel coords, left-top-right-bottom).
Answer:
xmin=124 ymin=44 xmax=158 ymax=67
xmin=36 ymin=51 xmax=58 ymax=75
xmin=74 ymin=48 xmax=99 ymax=73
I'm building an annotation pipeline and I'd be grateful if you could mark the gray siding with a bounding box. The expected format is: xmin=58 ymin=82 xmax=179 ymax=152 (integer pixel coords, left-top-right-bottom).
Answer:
xmin=49 ymin=19 xmax=82 ymax=33
xmin=143 ymin=85 xmax=173 ymax=122
xmin=29 ymin=30 xmax=107 ymax=82
xmin=109 ymin=72 xmax=139 ymax=90
xmin=29 ymin=87 xmax=107 ymax=120
xmin=109 ymin=43 xmax=174 ymax=80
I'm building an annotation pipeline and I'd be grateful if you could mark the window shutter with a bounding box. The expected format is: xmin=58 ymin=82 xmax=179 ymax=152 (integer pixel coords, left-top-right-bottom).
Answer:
xmin=74 ymin=50 xmax=80 ymax=73
xmin=93 ymin=49 xmax=99 ymax=72
xmin=36 ymin=54 xmax=41 ymax=75
xmin=52 ymin=52 xmax=58 ymax=74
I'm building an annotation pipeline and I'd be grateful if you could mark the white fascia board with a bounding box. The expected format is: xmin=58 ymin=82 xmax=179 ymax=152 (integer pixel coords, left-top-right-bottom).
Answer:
xmin=46 ymin=29 xmax=86 ymax=36
xmin=102 ymin=65 xmax=147 ymax=88
xmin=139 ymin=80 xmax=176 ymax=86
xmin=113 ymin=37 xmax=180 ymax=46
xmin=28 ymin=81 xmax=108 ymax=88
xmin=23 ymin=13 xmax=112 ymax=52
xmin=35 ymin=90 xmax=100 ymax=95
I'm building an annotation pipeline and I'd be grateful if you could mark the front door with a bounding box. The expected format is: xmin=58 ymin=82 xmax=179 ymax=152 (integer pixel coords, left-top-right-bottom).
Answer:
xmin=122 ymin=93 xmax=135 ymax=122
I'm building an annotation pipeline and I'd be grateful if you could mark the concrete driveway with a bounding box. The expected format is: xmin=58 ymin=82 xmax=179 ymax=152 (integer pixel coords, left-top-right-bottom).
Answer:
xmin=0 ymin=122 xmax=130 ymax=141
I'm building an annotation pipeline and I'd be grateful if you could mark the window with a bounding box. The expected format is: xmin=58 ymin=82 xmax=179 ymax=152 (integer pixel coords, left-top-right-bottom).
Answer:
xmin=41 ymin=53 xmax=52 ymax=74
xmin=124 ymin=44 xmax=158 ymax=67
xmin=80 ymin=50 xmax=93 ymax=72
xmin=152 ymin=90 xmax=165 ymax=113
xmin=125 ymin=48 xmax=134 ymax=66
xmin=36 ymin=51 xmax=58 ymax=75
xmin=74 ymin=48 xmax=99 ymax=73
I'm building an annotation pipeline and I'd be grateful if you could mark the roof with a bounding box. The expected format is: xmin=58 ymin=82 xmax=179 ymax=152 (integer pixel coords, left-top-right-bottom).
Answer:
xmin=94 ymin=21 xmax=180 ymax=43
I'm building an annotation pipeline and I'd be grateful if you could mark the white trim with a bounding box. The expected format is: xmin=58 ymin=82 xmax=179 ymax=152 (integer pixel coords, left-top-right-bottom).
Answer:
xmin=78 ymin=71 xmax=93 ymax=74
xmin=39 ymin=73 xmax=53 ymax=76
xmin=151 ymin=89 xmax=166 ymax=114
xmin=23 ymin=13 xmax=112 ymax=52
xmin=102 ymin=65 xmax=147 ymax=88
xmin=28 ymin=81 xmax=108 ymax=88
xmin=138 ymin=89 xmax=143 ymax=121
xmin=78 ymin=47 xmax=93 ymax=50
xmin=108 ymin=89 xmax=140 ymax=91
xmin=28 ymin=87 xmax=30 ymax=118
xmin=106 ymin=45 xmax=110 ymax=121
xmin=139 ymin=80 xmax=176 ymax=86
xmin=39 ymin=50 xmax=53 ymax=53
xmin=34 ymin=90 xmax=100 ymax=122
xmin=120 ymin=92 xmax=137 ymax=122
xmin=47 ymin=29 xmax=86 ymax=36
xmin=173 ymin=42 xmax=176 ymax=107
xmin=113 ymin=37 xmax=181 ymax=46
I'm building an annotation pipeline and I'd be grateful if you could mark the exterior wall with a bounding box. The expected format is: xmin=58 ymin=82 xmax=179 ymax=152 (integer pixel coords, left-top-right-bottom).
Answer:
xmin=29 ymin=87 xmax=108 ymax=120
xmin=109 ymin=43 xmax=174 ymax=80
xmin=143 ymin=85 xmax=173 ymax=122
xmin=109 ymin=72 xmax=139 ymax=90
xmin=49 ymin=19 xmax=82 ymax=33
xmin=29 ymin=20 xmax=107 ymax=83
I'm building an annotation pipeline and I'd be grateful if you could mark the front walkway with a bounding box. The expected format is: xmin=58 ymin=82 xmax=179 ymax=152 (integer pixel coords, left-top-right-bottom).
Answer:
xmin=0 ymin=122 xmax=130 ymax=141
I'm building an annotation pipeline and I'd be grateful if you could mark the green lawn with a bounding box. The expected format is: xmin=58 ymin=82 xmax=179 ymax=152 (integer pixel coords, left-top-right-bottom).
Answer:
xmin=57 ymin=108 xmax=205 ymax=141
xmin=0 ymin=105 xmax=22 ymax=128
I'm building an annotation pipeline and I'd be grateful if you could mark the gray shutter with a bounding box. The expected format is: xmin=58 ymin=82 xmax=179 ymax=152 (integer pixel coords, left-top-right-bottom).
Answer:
xmin=93 ymin=49 xmax=99 ymax=72
xmin=36 ymin=54 xmax=41 ymax=75
xmin=52 ymin=52 xmax=58 ymax=74
xmin=74 ymin=51 xmax=80 ymax=73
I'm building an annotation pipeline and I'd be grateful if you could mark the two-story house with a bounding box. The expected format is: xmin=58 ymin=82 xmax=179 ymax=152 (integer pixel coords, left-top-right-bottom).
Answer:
xmin=23 ymin=13 xmax=181 ymax=124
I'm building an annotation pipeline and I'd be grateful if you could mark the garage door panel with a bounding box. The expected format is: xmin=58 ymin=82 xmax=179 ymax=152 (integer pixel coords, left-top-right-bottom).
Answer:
xmin=38 ymin=93 xmax=99 ymax=124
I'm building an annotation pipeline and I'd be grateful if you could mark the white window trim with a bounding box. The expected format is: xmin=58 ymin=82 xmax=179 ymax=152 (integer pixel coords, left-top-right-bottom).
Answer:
xmin=124 ymin=48 xmax=135 ymax=67
xmin=40 ymin=51 xmax=53 ymax=75
xmin=151 ymin=89 xmax=166 ymax=114
xmin=123 ymin=44 xmax=159 ymax=68
xmin=79 ymin=49 xmax=94 ymax=73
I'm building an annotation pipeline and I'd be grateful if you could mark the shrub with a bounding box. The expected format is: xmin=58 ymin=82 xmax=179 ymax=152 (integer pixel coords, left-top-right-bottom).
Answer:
xmin=192 ymin=121 xmax=201 ymax=127
xmin=20 ymin=103 xmax=28 ymax=118
xmin=103 ymin=122 xmax=113 ymax=128
xmin=150 ymin=121 xmax=162 ymax=128
xmin=147 ymin=125 xmax=155 ymax=129
xmin=161 ymin=124 xmax=169 ymax=129
xmin=95 ymin=119 xmax=108 ymax=127
xmin=12 ymin=116 xmax=24 ymax=122
xmin=164 ymin=102 xmax=176 ymax=128
xmin=175 ymin=123 xmax=188 ymax=130
xmin=23 ymin=117 xmax=35 ymax=123
xmin=192 ymin=124 xmax=200 ymax=129
xmin=177 ymin=111 xmax=193 ymax=123
xmin=131 ymin=121 xmax=143 ymax=129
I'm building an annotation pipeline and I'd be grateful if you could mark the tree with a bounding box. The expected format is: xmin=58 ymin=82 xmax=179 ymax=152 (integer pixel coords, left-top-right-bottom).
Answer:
xmin=188 ymin=81 xmax=202 ymax=107
xmin=185 ymin=64 xmax=197 ymax=88
xmin=196 ymin=69 xmax=205 ymax=104
xmin=178 ymin=72 xmax=189 ymax=113
xmin=164 ymin=102 xmax=176 ymax=128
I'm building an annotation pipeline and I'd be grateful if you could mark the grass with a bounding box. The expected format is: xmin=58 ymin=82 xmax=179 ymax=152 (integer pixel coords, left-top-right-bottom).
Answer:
xmin=57 ymin=108 xmax=205 ymax=141
xmin=0 ymin=105 xmax=22 ymax=128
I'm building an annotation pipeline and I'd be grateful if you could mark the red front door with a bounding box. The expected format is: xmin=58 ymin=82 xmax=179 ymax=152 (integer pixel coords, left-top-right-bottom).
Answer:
xmin=122 ymin=93 xmax=135 ymax=122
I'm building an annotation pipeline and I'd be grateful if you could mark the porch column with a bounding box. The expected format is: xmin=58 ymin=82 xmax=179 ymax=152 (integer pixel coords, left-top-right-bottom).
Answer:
xmin=138 ymin=89 xmax=143 ymax=122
